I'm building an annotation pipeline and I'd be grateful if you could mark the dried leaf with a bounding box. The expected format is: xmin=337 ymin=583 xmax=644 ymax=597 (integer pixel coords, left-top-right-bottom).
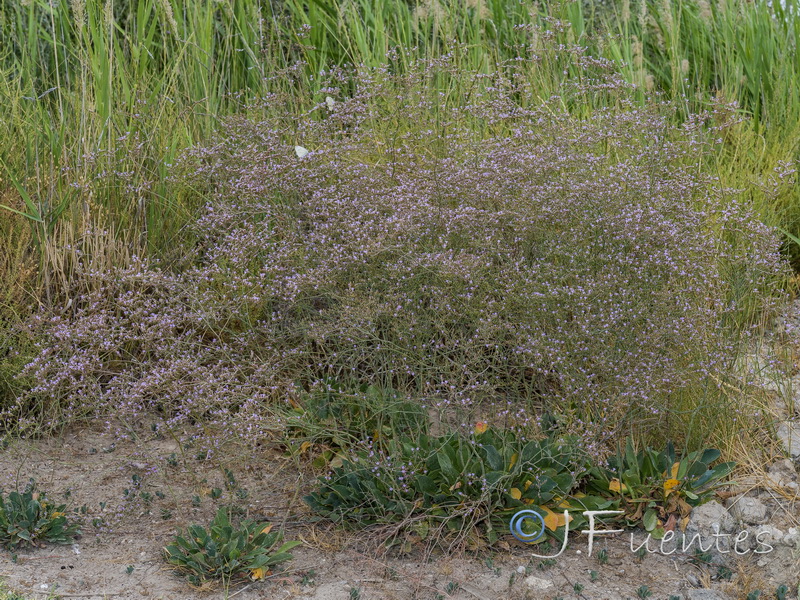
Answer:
xmin=676 ymin=496 xmax=693 ymax=518
xmin=679 ymin=516 xmax=690 ymax=532
xmin=629 ymin=503 xmax=644 ymax=522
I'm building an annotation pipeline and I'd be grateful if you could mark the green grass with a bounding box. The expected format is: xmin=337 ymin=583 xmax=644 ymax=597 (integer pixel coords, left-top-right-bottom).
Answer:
xmin=1 ymin=0 xmax=798 ymax=257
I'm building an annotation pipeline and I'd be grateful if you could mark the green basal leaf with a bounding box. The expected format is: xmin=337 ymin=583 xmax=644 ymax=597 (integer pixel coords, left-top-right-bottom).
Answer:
xmin=265 ymin=552 xmax=295 ymax=566
xmin=642 ymin=508 xmax=658 ymax=532
xmin=687 ymin=461 xmax=708 ymax=479
xmin=274 ymin=540 xmax=302 ymax=553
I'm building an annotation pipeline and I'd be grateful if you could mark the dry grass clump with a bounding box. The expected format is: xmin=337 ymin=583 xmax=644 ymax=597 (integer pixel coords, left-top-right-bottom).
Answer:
xmin=0 ymin=196 xmax=39 ymax=431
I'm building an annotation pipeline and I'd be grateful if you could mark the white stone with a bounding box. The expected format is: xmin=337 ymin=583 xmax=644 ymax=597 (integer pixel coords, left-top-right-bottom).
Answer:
xmin=769 ymin=458 xmax=797 ymax=478
xmin=777 ymin=421 xmax=800 ymax=459
xmin=687 ymin=500 xmax=735 ymax=534
xmin=784 ymin=527 xmax=800 ymax=548
xmin=753 ymin=524 xmax=784 ymax=544
xmin=725 ymin=496 xmax=769 ymax=525
xmin=524 ymin=576 xmax=553 ymax=590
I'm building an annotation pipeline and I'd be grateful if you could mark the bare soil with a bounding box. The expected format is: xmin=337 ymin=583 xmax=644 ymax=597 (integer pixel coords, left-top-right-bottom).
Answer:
xmin=0 ymin=423 xmax=798 ymax=600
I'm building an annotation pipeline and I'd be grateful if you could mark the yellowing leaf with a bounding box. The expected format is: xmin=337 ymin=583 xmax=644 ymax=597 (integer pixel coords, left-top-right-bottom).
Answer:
xmin=509 ymin=453 xmax=518 ymax=469
xmin=474 ymin=421 xmax=488 ymax=435
xmin=523 ymin=480 xmax=532 ymax=491
xmin=260 ymin=524 xmax=273 ymax=535
xmin=251 ymin=566 xmax=269 ymax=580
xmin=663 ymin=478 xmax=680 ymax=496
xmin=509 ymin=488 xmax=522 ymax=500
xmin=609 ymin=478 xmax=622 ymax=493
xmin=671 ymin=462 xmax=680 ymax=479
xmin=538 ymin=505 xmax=572 ymax=531
xmin=299 ymin=441 xmax=312 ymax=453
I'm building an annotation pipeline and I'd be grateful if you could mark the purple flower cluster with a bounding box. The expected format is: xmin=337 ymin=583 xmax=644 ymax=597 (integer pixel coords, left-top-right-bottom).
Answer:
xmin=12 ymin=51 xmax=788 ymax=450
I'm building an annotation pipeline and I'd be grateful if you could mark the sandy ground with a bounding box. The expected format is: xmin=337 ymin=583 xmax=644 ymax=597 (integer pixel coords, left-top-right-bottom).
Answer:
xmin=0 ymin=424 xmax=798 ymax=600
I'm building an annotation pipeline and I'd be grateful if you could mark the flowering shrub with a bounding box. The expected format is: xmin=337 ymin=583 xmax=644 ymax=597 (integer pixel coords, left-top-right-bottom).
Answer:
xmin=9 ymin=48 xmax=787 ymax=451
